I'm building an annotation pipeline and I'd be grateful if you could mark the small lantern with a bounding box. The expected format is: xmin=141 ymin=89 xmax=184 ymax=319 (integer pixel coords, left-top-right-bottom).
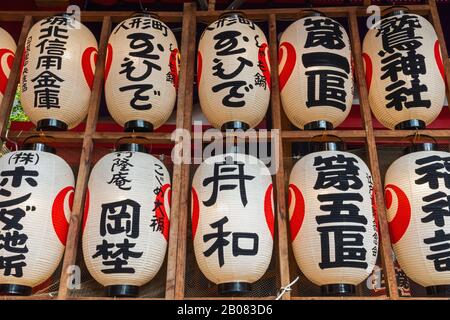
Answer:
xmin=362 ymin=10 xmax=445 ymax=130
xmin=105 ymin=14 xmax=179 ymax=132
xmin=385 ymin=143 xmax=450 ymax=296
xmin=279 ymin=13 xmax=353 ymax=130
xmin=20 ymin=14 xmax=98 ymax=130
xmin=191 ymin=152 xmax=274 ymax=295
xmin=289 ymin=143 xmax=378 ymax=296
xmin=82 ymin=142 xmax=171 ymax=297
xmin=0 ymin=141 xmax=74 ymax=295
xmin=197 ymin=13 xmax=271 ymax=130
xmin=0 ymin=27 xmax=16 ymax=105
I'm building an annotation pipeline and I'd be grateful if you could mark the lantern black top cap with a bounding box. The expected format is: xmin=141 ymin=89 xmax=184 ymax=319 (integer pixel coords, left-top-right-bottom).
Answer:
xmin=218 ymin=11 xmax=247 ymax=20
xmin=404 ymin=134 xmax=437 ymax=154
xmin=132 ymin=11 xmax=160 ymax=20
xmin=22 ymin=142 xmax=56 ymax=154
xmin=382 ymin=6 xmax=409 ymax=18
xmin=114 ymin=136 xmax=150 ymax=154
xmin=300 ymin=9 xmax=325 ymax=18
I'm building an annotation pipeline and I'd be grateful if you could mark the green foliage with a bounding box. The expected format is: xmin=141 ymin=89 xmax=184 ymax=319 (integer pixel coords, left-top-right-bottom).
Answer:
xmin=9 ymin=86 xmax=29 ymax=123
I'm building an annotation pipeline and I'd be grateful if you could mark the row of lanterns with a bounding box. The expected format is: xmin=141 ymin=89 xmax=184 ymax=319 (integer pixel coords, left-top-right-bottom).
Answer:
xmin=0 ymin=9 xmax=446 ymax=132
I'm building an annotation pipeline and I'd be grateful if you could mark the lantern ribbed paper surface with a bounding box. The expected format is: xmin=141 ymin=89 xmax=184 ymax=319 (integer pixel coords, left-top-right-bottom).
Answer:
xmin=0 ymin=150 xmax=74 ymax=290
xmin=191 ymin=153 xmax=274 ymax=291
xmin=385 ymin=150 xmax=450 ymax=288
xmin=279 ymin=16 xmax=353 ymax=130
xmin=197 ymin=15 xmax=271 ymax=129
xmin=83 ymin=151 xmax=171 ymax=289
xmin=105 ymin=16 xmax=179 ymax=131
xmin=0 ymin=27 xmax=16 ymax=106
xmin=20 ymin=15 xmax=98 ymax=129
xmin=289 ymin=151 xmax=378 ymax=288
xmin=362 ymin=12 xmax=445 ymax=129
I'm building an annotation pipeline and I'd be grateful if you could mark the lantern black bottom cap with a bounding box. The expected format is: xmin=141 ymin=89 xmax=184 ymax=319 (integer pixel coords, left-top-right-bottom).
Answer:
xmin=304 ymin=120 xmax=333 ymax=131
xmin=124 ymin=120 xmax=153 ymax=133
xmin=117 ymin=143 xmax=148 ymax=153
xmin=395 ymin=119 xmax=425 ymax=130
xmin=221 ymin=121 xmax=250 ymax=131
xmin=36 ymin=119 xmax=68 ymax=131
xmin=218 ymin=282 xmax=251 ymax=296
xmin=0 ymin=284 xmax=32 ymax=296
xmin=321 ymin=284 xmax=356 ymax=296
xmin=22 ymin=142 xmax=56 ymax=154
xmin=426 ymin=285 xmax=450 ymax=297
xmin=106 ymin=285 xmax=139 ymax=297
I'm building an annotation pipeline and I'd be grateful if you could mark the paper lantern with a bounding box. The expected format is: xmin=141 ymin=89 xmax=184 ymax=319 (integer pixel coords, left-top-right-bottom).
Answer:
xmin=20 ymin=14 xmax=98 ymax=130
xmin=385 ymin=147 xmax=450 ymax=296
xmin=0 ymin=144 xmax=74 ymax=295
xmin=82 ymin=144 xmax=171 ymax=297
xmin=289 ymin=149 xmax=378 ymax=296
xmin=191 ymin=152 xmax=274 ymax=295
xmin=0 ymin=27 xmax=16 ymax=106
xmin=197 ymin=14 xmax=271 ymax=130
xmin=362 ymin=11 xmax=446 ymax=130
xmin=279 ymin=14 xmax=353 ymax=130
xmin=105 ymin=15 xmax=179 ymax=132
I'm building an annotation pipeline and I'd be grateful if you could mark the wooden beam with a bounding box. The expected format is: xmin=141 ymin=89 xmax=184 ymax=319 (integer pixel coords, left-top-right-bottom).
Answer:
xmin=56 ymin=16 xmax=111 ymax=300
xmin=348 ymin=9 xmax=399 ymax=300
xmin=282 ymin=130 xmax=367 ymax=141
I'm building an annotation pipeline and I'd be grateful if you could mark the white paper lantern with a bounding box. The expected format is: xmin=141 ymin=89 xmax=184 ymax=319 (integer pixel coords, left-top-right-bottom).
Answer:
xmin=82 ymin=147 xmax=171 ymax=297
xmin=0 ymin=147 xmax=74 ymax=295
xmin=20 ymin=14 xmax=98 ymax=130
xmin=105 ymin=15 xmax=179 ymax=132
xmin=0 ymin=27 xmax=16 ymax=106
xmin=279 ymin=15 xmax=353 ymax=130
xmin=191 ymin=153 xmax=274 ymax=295
xmin=289 ymin=150 xmax=378 ymax=296
xmin=385 ymin=149 xmax=450 ymax=295
xmin=197 ymin=14 xmax=271 ymax=130
xmin=362 ymin=11 xmax=446 ymax=130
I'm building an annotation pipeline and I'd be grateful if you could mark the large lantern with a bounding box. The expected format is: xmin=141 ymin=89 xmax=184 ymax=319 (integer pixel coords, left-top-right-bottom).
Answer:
xmin=105 ymin=15 xmax=179 ymax=132
xmin=289 ymin=146 xmax=378 ymax=296
xmin=191 ymin=152 xmax=274 ymax=295
xmin=385 ymin=145 xmax=450 ymax=296
xmin=197 ymin=14 xmax=271 ymax=130
xmin=0 ymin=27 xmax=16 ymax=106
xmin=82 ymin=144 xmax=171 ymax=297
xmin=0 ymin=143 xmax=74 ymax=295
xmin=279 ymin=14 xmax=353 ymax=130
xmin=20 ymin=14 xmax=98 ymax=130
xmin=362 ymin=10 xmax=446 ymax=130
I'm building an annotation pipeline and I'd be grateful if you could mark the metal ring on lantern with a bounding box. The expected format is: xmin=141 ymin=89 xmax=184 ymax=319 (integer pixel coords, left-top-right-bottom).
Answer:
xmin=113 ymin=135 xmax=152 ymax=154
xmin=307 ymin=133 xmax=346 ymax=153
xmin=21 ymin=134 xmax=57 ymax=154
xmin=403 ymin=133 xmax=438 ymax=154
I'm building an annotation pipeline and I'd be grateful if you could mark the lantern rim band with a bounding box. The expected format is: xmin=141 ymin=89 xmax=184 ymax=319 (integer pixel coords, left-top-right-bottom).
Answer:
xmin=405 ymin=142 xmax=437 ymax=154
xmin=116 ymin=143 xmax=148 ymax=153
xmin=321 ymin=284 xmax=356 ymax=297
xmin=309 ymin=141 xmax=344 ymax=153
xmin=131 ymin=11 xmax=161 ymax=20
xmin=218 ymin=11 xmax=247 ymax=20
xmin=0 ymin=284 xmax=32 ymax=296
xmin=394 ymin=119 xmax=426 ymax=130
xmin=221 ymin=121 xmax=250 ymax=132
xmin=426 ymin=285 xmax=450 ymax=297
xmin=124 ymin=120 xmax=153 ymax=133
xmin=382 ymin=6 xmax=410 ymax=18
xmin=36 ymin=119 xmax=68 ymax=131
xmin=22 ymin=142 xmax=56 ymax=154
xmin=300 ymin=9 xmax=325 ymax=18
xmin=218 ymin=282 xmax=251 ymax=296
xmin=304 ymin=120 xmax=333 ymax=131
xmin=106 ymin=285 xmax=139 ymax=298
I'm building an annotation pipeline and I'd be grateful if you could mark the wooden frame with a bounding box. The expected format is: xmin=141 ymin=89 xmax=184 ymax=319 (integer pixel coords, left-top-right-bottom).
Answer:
xmin=0 ymin=0 xmax=449 ymax=300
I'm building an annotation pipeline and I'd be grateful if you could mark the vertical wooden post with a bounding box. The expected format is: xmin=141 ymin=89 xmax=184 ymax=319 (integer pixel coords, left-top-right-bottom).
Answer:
xmin=348 ymin=9 xmax=399 ymax=299
xmin=208 ymin=0 xmax=216 ymax=11
xmin=0 ymin=15 xmax=33 ymax=136
xmin=57 ymin=16 xmax=111 ymax=300
xmin=268 ymin=13 xmax=291 ymax=300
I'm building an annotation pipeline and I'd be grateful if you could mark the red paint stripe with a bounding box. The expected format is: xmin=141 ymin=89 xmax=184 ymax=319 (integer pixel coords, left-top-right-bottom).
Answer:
xmin=82 ymin=188 xmax=90 ymax=234
xmin=197 ymin=50 xmax=202 ymax=87
xmin=169 ymin=47 xmax=179 ymax=89
xmin=104 ymin=43 xmax=113 ymax=82
xmin=155 ymin=183 xmax=171 ymax=241
xmin=362 ymin=53 xmax=373 ymax=91
xmin=435 ymin=40 xmax=447 ymax=87
xmin=278 ymin=42 xmax=296 ymax=92
xmin=52 ymin=186 xmax=74 ymax=246
xmin=0 ymin=49 xmax=14 ymax=95
xmin=191 ymin=187 xmax=199 ymax=239
xmin=288 ymin=184 xmax=305 ymax=242
xmin=82 ymin=46 xmax=97 ymax=90
xmin=385 ymin=184 xmax=411 ymax=244
xmin=264 ymin=184 xmax=274 ymax=239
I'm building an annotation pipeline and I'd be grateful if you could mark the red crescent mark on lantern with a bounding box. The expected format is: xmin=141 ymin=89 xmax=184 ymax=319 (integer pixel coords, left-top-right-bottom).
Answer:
xmin=52 ymin=186 xmax=74 ymax=246
xmin=278 ymin=42 xmax=296 ymax=92
xmin=82 ymin=47 xmax=97 ymax=90
xmin=288 ymin=184 xmax=304 ymax=242
xmin=82 ymin=188 xmax=90 ymax=234
xmin=191 ymin=187 xmax=200 ymax=239
xmin=372 ymin=190 xmax=379 ymax=235
xmin=155 ymin=183 xmax=171 ymax=241
xmin=104 ymin=43 xmax=113 ymax=82
xmin=0 ymin=49 xmax=14 ymax=95
xmin=169 ymin=48 xmax=179 ymax=89
xmin=385 ymin=184 xmax=411 ymax=244
xmin=434 ymin=40 xmax=447 ymax=87
xmin=258 ymin=43 xmax=271 ymax=89
xmin=264 ymin=184 xmax=274 ymax=239
xmin=362 ymin=53 xmax=373 ymax=91
xmin=197 ymin=51 xmax=202 ymax=87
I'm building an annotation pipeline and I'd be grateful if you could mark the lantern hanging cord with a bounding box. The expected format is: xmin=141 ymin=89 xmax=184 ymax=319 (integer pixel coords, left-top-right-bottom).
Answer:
xmin=275 ymin=276 xmax=299 ymax=300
